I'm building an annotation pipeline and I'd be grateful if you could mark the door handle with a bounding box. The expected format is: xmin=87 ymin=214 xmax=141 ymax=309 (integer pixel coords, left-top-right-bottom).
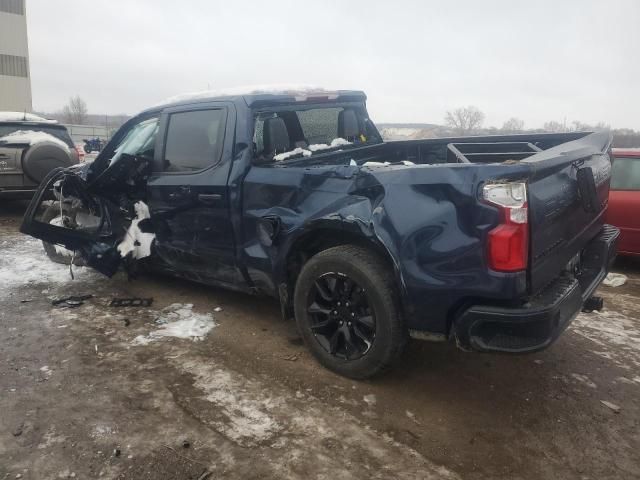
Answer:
xmin=197 ymin=193 xmax=222 ymax=204
xmin=168 ymin=186 xmax=191 ymax=200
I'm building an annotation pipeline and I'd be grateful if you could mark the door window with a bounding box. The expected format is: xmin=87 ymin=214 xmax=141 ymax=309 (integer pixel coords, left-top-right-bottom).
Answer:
xmin=611 ymin=157 xmax=640 ymax=191
xmin=162 ymin=109 xmax=226 ymax=172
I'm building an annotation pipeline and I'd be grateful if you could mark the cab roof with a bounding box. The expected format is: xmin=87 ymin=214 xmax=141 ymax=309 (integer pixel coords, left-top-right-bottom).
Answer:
xmin=154 ymin=85 xmax=367 ymax=110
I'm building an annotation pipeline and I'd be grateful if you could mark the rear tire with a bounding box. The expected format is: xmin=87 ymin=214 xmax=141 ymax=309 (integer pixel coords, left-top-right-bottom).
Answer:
xmin=293 ymin=245 xmax=406 ymax=379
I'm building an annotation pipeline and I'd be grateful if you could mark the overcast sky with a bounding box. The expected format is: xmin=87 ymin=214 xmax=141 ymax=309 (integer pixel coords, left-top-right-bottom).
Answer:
xmin=27 ymin=0 xmax=640 ymax=129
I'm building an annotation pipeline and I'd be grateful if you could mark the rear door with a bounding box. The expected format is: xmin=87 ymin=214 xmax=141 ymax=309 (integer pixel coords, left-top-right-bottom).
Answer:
xmin=525 ymin=132 xmax=613 ymax=291
xmin=147 ymin=102 xmax=243 ymax=286
xmin=606 ymin=155 xmax=640 ymax=254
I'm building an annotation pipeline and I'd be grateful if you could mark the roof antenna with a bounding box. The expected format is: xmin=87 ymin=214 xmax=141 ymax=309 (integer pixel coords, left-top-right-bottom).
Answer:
xmin=23 ymin=109 xmax=27 ymax=121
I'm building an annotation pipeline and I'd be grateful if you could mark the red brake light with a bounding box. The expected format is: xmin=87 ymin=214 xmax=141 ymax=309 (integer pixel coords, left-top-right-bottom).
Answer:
xmin=483 ymin=183 xmax=529 ymax=272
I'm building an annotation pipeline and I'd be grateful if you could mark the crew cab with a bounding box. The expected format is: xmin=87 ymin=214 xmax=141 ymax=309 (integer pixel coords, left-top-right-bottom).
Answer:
xmin=0 ymin=112 xmax=79 ymax=199
xmin=606 ymin=149 xmax=640 ymax=256
xmin=21 ymin=87 xmax=618 ymax=378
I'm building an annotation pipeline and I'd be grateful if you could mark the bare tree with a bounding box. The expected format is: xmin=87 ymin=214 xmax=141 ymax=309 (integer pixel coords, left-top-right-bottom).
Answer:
xmin=62 ymin=95 xmax=88 ymax=124
xmin=543 ymin=120 xmax=568 ymax=133
xmin=445 ymin=106 xmax=485 ymax=135
xmin=501 ymin=117 xmax=524 ymax=133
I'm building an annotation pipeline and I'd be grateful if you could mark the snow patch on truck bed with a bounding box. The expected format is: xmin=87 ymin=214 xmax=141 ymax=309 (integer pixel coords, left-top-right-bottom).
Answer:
xmin=273 ymin=147 xmax=312 ymax=161
xmin=0 ymin=130 xmax=70 ymax=152
xmin=132 ymin=303 xmax=216 ymax=345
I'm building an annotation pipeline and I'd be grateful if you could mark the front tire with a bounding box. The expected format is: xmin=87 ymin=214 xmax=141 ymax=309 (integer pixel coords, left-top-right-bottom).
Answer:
xmin=40 ymin=204 xmax=85 ymax=266
xmin=293 ymin=245 xmax=406 ymax=379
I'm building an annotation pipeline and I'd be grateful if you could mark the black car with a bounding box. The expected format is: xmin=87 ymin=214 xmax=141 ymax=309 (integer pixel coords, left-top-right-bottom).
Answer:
xmin=0 ymin=112 xmax=79 ymax=200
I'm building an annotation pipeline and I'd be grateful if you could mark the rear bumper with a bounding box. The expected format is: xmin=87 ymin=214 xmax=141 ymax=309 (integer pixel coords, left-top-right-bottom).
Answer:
xmin=454 ymin=224 xmax=619 ymax=353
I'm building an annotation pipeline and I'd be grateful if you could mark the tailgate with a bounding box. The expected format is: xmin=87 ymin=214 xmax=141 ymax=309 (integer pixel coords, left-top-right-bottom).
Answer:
xmin=525 ymin=132 xmax=612 ymax=292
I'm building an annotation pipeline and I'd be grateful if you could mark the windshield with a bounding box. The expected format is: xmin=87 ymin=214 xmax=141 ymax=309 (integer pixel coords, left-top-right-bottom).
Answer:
xmin=253 ymin=105 xmax=381 ymax=162
xmin=108 ymin=117 xmax=159 ymax=165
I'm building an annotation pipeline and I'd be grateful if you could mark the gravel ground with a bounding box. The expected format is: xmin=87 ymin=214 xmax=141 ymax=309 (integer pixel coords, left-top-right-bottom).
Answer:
xmin=0 ymin=201 xmax=638 ymax=479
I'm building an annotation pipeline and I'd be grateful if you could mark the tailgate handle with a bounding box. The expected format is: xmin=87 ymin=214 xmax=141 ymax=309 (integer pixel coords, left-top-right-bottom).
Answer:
xmin=198 ymin=193 xmax=222 ymax=204
xmin=576 ymin=167 xmax=599 ymax=213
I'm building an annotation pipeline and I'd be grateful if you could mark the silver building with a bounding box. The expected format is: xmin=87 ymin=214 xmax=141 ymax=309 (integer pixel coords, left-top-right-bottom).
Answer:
xmin=0 ymin=0 xmax=32 ymax=112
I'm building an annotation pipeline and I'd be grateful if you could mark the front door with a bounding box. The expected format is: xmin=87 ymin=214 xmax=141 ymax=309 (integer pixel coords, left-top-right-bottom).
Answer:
xmin=147 ymin=102 xmax=243 ymax=286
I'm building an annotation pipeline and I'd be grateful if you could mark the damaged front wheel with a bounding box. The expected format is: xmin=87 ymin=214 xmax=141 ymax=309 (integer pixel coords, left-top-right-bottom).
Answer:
xmin=40 ymin=204 xmax=86 ymax=266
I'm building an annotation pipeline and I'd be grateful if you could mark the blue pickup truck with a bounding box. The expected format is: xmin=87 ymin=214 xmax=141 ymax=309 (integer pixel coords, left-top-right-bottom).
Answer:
xmin=21 ymin=88 xmax=619 ymax=378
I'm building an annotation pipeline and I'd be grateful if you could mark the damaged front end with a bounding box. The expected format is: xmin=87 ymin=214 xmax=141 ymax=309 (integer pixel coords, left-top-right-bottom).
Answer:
xmin=20 ymin=153 xmax=155 ymax=277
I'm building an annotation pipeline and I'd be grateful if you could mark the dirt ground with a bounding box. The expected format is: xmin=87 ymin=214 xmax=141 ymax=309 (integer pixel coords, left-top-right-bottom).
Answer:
xmin=1 ymin=201 xmax=639 ymax=480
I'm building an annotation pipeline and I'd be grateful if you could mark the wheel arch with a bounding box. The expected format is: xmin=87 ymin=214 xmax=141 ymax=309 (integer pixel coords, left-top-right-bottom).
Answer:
xmin=277 ymin=222 xmax=406 ymax=320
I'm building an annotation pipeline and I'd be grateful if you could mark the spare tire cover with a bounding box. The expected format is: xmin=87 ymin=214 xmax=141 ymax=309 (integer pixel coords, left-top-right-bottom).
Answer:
xmin=21 ymin=142 xmax=73 ymax=183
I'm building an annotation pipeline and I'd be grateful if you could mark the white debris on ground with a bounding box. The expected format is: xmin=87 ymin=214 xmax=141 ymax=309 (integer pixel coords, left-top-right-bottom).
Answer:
xmin=116 ymin=201 xmax=155 ymax=259
xmin=603 ymin=272 xmax=627 ymax=287
xmin=273 ymin=147 xmax=312 ymax=161
xmin=0 ymin=234 xmax=96 ymax=295
xmin=363 ymin=394 xmax=377 ymax=406
xmin=571 ymin=373 xmax=597 ymax=388
xmin=132 ymin=303 xmax=216 ymax=345
xmin=0 ymin=111 xmax=54 ymax=122
xmin=600 ymin=400 xmax=621 ymax=413
xmin=0 ymin=130 xmax=70 ymax=152
xmin=307 ymin=137 xmax=352 ymax=152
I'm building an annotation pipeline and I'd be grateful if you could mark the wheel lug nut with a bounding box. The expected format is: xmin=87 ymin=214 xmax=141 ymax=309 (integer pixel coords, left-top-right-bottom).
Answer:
xmin=345 ymin=302 xmax=350 ymax=307
xmin=337 ymin=301 xmax=341 ymax=306
xmin=333 ymin=310 xmax=338 ymax=315
xmin=351 ymin=312 xmax=355 ymax=317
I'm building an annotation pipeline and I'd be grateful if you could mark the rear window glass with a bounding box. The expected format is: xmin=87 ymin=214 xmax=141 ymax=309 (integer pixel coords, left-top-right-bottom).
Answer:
xmin=611 ymin=157 xmax=640 ymax=191
xmin=163 ymin=109 xmax=226 ymax=172
xmin=0 ymin=124 xmax=74 ymax=147
xmin=253 ymin=106 xmax=381 ymax=161
xmin=296 ymin=108 xmax=341 ymax=145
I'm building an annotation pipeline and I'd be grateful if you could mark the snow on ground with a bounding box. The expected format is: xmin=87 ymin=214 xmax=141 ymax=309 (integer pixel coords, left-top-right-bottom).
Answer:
xmin=0 ymin=130 xmax=70 ymax=152
xmin=180 ymin=359 xmax=283 ymax=446
xmin=572 ymin=307 xmax=640 ymax=370
xmin=132 ymin=303 xmax=216 ymax=345
xmin=0 ymin=234 xmax=97 ymax=296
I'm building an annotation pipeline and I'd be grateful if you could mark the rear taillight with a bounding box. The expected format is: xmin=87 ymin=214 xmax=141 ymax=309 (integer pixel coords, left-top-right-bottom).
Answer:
xmin=483 ymin=182 xmax=529 ymax=272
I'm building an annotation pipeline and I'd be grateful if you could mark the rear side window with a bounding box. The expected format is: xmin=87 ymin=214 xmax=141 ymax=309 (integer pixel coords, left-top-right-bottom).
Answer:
xmin=163 ymin=109 xmax=226 ymax=172
xmin=296 ymin=108 xmax=341 ymax=145
xmin=611 ymin=157 xmax=640 ymax=191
